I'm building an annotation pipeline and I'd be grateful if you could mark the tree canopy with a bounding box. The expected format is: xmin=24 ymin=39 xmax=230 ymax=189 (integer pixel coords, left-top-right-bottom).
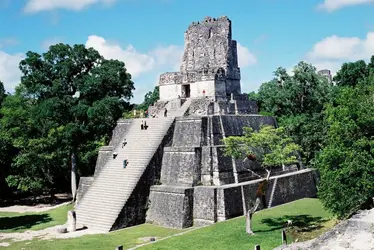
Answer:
xmin=224 ymin=125 xmax=301 ymax=170
xmin=253 ymin=62 xmax=333 ymax=163
xmin=316 ymin=83 xmax=374 ymax=218
xmin=1 ymin=43 xmax=134 ymax=196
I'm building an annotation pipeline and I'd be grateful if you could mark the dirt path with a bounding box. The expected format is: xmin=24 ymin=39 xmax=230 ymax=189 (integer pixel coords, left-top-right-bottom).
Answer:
xmin=0 ymin=201 xmax=71 ymax=213
xmin=0 ymin=224 xmax=103 ymax=243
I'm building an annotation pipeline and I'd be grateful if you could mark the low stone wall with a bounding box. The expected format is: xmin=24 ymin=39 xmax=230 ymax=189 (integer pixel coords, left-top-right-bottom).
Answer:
xmin=147 ymin=169 xmax=318 ymax=229
xmin=194 ymin=169 xmax=318 ymax=224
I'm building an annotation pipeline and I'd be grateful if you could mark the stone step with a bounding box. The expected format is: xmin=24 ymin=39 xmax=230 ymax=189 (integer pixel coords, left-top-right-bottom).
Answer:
xmin=77 ymin=207 xmax=123 ymax=216
xmin=75 ymin=116 xmax=176 ymax=231
xmin=82 ymin=188 xmax=134 ymax=195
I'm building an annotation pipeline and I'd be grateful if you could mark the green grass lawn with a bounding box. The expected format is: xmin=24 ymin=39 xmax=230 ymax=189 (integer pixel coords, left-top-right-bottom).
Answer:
xmin=5 ymin=224 xmax=183 ymax=250
xmin=1 ymin=198 xmax=335 ymax=250
xmin=0 ymin=203 xmax=73 ymax=233
xmin=140 ymin=198 xmax=336 ymax=250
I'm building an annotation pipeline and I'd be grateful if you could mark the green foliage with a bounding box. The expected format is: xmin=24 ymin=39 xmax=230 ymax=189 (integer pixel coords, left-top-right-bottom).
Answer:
xmin=0 ymin=80 xmax=5 ymax=105
xmin=316 ymin=83 xmax=374 ymax=218
xmin=0 ymin=43 xmax=135 ymax=194
xmin=333 ymin=59 xmax=368 ymax=87
xmin=137 ymin=86 xmax=159 ymax=110
xmin=223 ymin=125 xmax=301 ymax=169
xmin=255 ymin=62 xmax=333 ymax=163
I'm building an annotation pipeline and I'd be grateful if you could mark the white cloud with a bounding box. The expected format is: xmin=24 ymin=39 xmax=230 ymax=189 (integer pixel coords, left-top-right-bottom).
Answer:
xmin=305 ymin=32 xmax=374 ymax=75
xmin=85 ymin=35 xmax=185 ymax=103
xmin=0 ymin=51 xmax=24 ymax=92
xmin=85 ymin=35 xmax=185 ymax=79
xmin=149 ymin=45 xmax=183 ymax=71
xmin=317 ymin=0 xmax=374 ymax=12
xmin=41 ymin=37 xmax=64 ymax=50
xmin=86 ymin=35 xmax=155 ymax=79
xmin=24 ymin=0 xmax=117 ymax=13
xmin=0 ymin=38 xmax=19 ymax=48
xmin=237 ymin=43 xmax=257 ymax=68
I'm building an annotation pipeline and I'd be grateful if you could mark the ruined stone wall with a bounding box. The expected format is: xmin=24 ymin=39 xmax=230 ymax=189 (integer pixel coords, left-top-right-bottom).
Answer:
xmin=194 ymin=169 xmax=318 ymax=225
xmin=148 ymin=169 xmax=318 ymax=228
xmin=180 ymin=16 xmax=238 ymax=75
xmin=157 ymin=16 xmax=243 ymax=101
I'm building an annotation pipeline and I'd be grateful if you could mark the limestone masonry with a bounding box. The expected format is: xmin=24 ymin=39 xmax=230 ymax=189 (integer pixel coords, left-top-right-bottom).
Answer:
xmin=159 ymin=16 xmax=241 ymax=101
xmin=75 ymin=16 xmax=318 ymax=232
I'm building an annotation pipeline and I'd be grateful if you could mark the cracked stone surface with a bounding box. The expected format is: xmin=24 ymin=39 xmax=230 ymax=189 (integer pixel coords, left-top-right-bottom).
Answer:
xmin=274 ymin=208 xmax=374 ymax=250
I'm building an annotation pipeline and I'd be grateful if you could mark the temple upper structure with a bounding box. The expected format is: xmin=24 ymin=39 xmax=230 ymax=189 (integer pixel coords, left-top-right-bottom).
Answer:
xmin=159 ymin=16 xmax=241 ymax=101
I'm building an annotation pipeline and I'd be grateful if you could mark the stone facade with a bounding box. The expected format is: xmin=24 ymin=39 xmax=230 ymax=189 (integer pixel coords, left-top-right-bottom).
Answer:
xmin=318 ymin=69 xmax=333 ymax=84
xmin=145 ymin=115 xmax=312 ymax=229
xmin=76 ymin=16 xmax=318 ymax=232
xmin=159 ymin=16 xmax=241 ymax=101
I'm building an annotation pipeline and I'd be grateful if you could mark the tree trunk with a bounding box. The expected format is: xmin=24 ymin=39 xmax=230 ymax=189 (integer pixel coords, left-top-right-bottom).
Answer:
xmin=246 ymin=197 xmax=262 ymax=235
xmin=71 ymin=151 xmax=77 ymax=202
xmin=246 ymin=169 xmax=272 ymax=235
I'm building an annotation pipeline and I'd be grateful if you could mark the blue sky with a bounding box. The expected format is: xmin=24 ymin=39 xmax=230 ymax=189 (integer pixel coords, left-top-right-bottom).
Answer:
xmin=1 ymin=0 xmax=374 ymax=103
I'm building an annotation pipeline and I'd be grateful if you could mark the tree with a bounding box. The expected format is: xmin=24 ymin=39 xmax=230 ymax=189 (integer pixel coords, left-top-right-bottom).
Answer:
xmin=0 ymin=80 xmax=5 ymax=105
xmin=0 ymin=80 xmax=14 ymax=199
xmin=224 ymin=125 xmax=301 ymax=234
xmin=316 ymin=83 xmax=374 ymax=218
xmin=254 ymin=62 xmax=333 ymax=164
xmin=3 ymin=43 xmax=134 ymax=200
xmin=137 ymin=86 xmax=159 ymax=111
xmin=333 ymin=60 xmax=368 ymax=87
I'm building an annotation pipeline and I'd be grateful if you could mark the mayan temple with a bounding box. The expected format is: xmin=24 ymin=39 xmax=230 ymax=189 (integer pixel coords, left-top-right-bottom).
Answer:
xmin=74 ymin=16 xmax=318 ymax=232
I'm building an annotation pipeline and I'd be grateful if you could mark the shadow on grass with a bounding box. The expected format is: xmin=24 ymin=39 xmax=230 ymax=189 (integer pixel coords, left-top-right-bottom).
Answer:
xmin=257 ymin=214 xmax=328 ymax=233
xmin=0 ymin=214 xmax=52 ymax=231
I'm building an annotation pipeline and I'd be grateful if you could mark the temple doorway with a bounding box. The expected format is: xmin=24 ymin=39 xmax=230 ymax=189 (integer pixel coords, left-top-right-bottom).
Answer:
xmin=182 ymin=84 xmax=191 ymax=98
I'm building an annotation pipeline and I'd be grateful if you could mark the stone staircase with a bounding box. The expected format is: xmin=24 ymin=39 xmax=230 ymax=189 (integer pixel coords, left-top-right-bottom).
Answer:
xmin=267 ymin=178 xmax=278 ymax=208
xmin=168 ymin=98 xmax=191 ymax=117
xmin=75 ymin=117 xmax=175 ymax=232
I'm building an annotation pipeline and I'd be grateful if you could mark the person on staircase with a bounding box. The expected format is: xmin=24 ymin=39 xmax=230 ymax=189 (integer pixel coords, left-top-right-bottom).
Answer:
xmin=144 ymin=120 xmax=148 ymax=130
xmin=122 ymin=139 xmax=127 ymax=148
xmin=141 ymin=120 xmax=144 ymax=130
xmin=164 ymin=108 xmax=168 ymax=117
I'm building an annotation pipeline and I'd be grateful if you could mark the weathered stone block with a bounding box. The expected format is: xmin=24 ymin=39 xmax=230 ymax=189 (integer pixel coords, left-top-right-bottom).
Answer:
xmin=161 ymin=147 xmax=201 ymax=186
xmin=146 ymin=185 xmax=194 ymax=229
xmin=193 ymin=187 xmax=217 ymax=225
xmin=172 ymin=118 xmax=203 ymax=147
